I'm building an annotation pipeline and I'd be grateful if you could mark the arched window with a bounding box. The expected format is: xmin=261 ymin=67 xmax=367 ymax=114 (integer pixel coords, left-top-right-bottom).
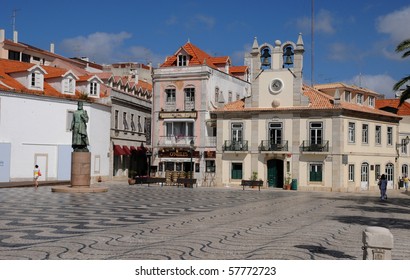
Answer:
xmin=283 ymin=45 xmax=294 ymax=68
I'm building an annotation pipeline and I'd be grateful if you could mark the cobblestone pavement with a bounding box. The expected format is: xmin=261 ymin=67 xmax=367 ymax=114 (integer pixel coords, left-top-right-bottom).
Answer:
xmin=0 ymin=182 xmax=409 ymax=260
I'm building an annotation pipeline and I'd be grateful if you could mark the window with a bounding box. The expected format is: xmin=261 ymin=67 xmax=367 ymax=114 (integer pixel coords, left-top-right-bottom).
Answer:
xmin=30 ymin=71 xmax=43 ymax=89
xmin=362 ymin=124 xmax=368 ymax=144
xmin=345 ymin=91 xmax=351 ymax=102
xmin=114 ymin=110 xmax=119 ymax=129
xmin=130 ymin=114 xmax=136 ymax=131
xmin=310 ymin=122 xmax=323 ymax=145
xmin=22 ymin=53 xmax=31 ymax=63
xmin=8 ymin=50 xmax=20 ymax=61
xmin=165 ymin=122 xmax=194 ymax=138
xmin=184 ymin=87 xmax=195 ymax=110
xmin=144 ymin=117 xmax=148 ymax=134
xmin=375 ymin=125 xmax=381 ymax=144
xmin=269 ymin=123 xmax=282 ymax=144
xmin=215 ymin=87 xmax=219 ymax=103
xmin=123 ymin=112 xmax=129 ymax=130
xmin=206 ymin=160 xmax=215 ymax=173
xmin=375 ymin=164 xmax=381 ymax=181
xmin=309 ymin=163 xmax=322 ymax=182
xmin=138 ymin=116 xmax=142 ymax=132
xmin=401 ymin=138 xmax=408 ymax=154
xmin=64 ymin=78 xmax=75 ymax=94
xmin=348 ymin=164 xmax=355 ymax=181
xmin=236 ymin=93 xmax=240 ymax=100
xmin=356 ymin=93 xmax=363 ymax=104
xmin=89 ymin=82 xmax=98 ymax=96
xmin=66 ymin=111 xmax=74 ymax=131
xmin=368 ymin=96 xmax=375 ymax=107
xmin=184 ymin=88 xmax=195 ymax=101
xmin=228 ymin=91 xmax=232 ymax=102
xmin=231 ymin=123 xmax=243 ymax=142
xmin=387 ymin=127 xmax=393 ymax=145
xmin=231 ymin=163 xmax=243 ymax=179
xmin=165 ymin=88 xmax=176 ymax=103
xmin=177 ymin=54 xmax=187 ymax=66
xmin=402 ymin=164 xmax=408 ymax=177
xmin=348 ymin=122 xmax=355 ymax=143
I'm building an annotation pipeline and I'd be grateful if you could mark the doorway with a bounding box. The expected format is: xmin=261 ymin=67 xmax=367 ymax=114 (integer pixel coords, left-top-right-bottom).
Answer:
xmin=34 ymin=154 xmax=48 ymax=181
xmin=267 ymin=159 xmax=283 ymax=188
xmin=360 ymin=162 xmax=369 ymax=190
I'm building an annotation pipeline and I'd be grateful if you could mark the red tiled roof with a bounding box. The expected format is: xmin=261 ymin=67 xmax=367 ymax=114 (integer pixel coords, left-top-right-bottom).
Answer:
xmin=160 ymin=42 xmax=247 ymax=81
xmin=376 ymin=99 xmax=410 ymax=116
xmin=215 ymin=84 xmax=400 ymax=119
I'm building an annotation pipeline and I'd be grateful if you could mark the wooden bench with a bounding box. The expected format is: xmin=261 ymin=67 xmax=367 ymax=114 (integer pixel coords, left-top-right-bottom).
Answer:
xmin=145 ymin=177 xmax=167 ymax=187
xmin=176 ymin=178 xmax=197 ymax=188
xmin=241 ymin=180 xmax=263 ymax=191
xmin=134 ymin=177 xmax=166 ymax=186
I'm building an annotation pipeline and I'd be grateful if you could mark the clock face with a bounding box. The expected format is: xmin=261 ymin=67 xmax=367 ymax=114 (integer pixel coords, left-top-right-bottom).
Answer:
xmin=269 ymin=78 xmax=283 ymax=94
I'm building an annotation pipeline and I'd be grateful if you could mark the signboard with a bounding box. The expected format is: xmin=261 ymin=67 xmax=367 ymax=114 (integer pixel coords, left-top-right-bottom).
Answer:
xmin=159 ymin=149 xmax=200 ymax=158
xmin=159 ymin=111 xmax=197 ymax=119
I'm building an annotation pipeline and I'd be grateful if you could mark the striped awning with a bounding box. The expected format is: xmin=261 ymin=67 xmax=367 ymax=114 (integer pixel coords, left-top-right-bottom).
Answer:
xmin=122 ymin=145 xmax=131 ymax=155
xmin=113 ymin=145 xmax=126 ymax=156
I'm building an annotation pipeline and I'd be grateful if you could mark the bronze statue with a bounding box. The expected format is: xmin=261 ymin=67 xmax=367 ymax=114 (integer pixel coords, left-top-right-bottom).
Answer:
xmin=71 ymin=101 xmax=89 ymax=152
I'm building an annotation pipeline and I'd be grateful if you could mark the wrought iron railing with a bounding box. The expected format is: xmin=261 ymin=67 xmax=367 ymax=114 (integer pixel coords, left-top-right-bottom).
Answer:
xmin=300 ymin=140 xmax=329 ymax=152
xmin=223 ymin=140 xmax=248 ymax=151
xmin=259 ymin=140 xmax=288 ymax=151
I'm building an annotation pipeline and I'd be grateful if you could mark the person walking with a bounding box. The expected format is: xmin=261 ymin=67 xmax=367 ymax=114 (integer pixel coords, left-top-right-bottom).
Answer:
xmin=33 ymin=165 xmax=41 ymax=189
xmin=379 ymin=174 xmax=388 ymax=200
xmin=404 ymin=174 xmax=409 ymax=192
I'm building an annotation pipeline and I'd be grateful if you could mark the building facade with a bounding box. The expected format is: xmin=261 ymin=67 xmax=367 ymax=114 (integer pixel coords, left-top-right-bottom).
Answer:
xmin=214 ymin=35 xmax=403 ymax=192
xmin=152 ymin=42 xmax=250 ymax=186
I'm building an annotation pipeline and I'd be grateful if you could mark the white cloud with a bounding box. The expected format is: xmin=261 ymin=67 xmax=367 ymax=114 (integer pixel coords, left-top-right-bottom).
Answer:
xmin=185 ymin=14 xmax=215 ymax=30
xmin=295 ymin=9 xmax=335 ymax=35
xmin=327 ymin=42 xmax=351 ymax=61
xmin=346 ymin=74 xmax=397 ymax=98
xmin=376 ymin=6 xmax=410 ymax=43
xmin=128 ymin=46 xmax=165 ymax=66
xmin=60 ymin=32 xmax=132 ymax=63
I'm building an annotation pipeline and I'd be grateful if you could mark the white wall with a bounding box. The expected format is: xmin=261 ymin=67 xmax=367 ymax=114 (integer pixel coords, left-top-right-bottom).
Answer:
xmin=0 ymin=92 xmax=111 ymax=181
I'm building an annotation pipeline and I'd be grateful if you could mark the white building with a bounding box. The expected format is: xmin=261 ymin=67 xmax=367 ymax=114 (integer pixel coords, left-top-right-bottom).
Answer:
xmin=0 ymin=59 xmax=111 ymax=183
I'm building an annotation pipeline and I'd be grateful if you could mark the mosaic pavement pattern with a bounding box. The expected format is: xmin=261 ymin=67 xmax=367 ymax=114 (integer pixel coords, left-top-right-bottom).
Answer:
xmin=0 ymin=183 xmax=409 ymax=260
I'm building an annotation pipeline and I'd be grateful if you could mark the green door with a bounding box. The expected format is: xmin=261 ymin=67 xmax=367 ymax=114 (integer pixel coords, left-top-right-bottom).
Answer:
xmin=267 ymin=159 xmax=283 ymax=188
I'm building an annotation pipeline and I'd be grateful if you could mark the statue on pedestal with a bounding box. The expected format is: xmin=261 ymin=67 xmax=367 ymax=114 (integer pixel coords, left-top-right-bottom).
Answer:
xmin=71 ymin=101 xmax=89 ymax=152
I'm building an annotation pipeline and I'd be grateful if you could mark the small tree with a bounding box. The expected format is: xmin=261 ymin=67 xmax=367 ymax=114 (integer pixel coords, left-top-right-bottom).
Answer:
xmin=393 ymin=38 xmax=410 ymax=106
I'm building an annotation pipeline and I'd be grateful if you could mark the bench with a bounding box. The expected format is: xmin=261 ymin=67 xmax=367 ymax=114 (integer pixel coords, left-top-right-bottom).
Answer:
xmin=145 ymin=177 xmax=167 ymax=187
xmin=176 ymin=178 xmax=197 ymax=188
xmin=134 ymin=176 xmax=166 ymax=186
xmin=241 ymin=180 xmax=263 ymax=191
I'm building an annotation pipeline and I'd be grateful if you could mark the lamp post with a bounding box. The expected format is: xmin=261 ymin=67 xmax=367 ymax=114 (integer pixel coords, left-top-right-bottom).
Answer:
xmin=146 ymin=149 xmax=152 ymax=177
xmin=189 ymin=139 xmax=195 ymax=180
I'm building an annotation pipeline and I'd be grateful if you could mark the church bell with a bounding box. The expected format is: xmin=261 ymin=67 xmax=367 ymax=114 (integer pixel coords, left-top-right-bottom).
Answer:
xmin=283 ymin=46 xmax=294 ymax=65
xmin=261 ymin=48 xmax=271 ymax=66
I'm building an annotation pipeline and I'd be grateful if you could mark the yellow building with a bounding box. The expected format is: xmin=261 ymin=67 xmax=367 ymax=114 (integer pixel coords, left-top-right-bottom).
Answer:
xmin=214 ymin=35 xmax=402 ymax=192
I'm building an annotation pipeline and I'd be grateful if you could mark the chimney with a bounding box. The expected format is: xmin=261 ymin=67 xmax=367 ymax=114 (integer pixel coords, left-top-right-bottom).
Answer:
xmin=0 ymin=29 xmax=5 ymax=42
xmin=50 ymin=42 xmax=55 ymax=53
xmin=13 ymin=30 xmax=18 ymax=43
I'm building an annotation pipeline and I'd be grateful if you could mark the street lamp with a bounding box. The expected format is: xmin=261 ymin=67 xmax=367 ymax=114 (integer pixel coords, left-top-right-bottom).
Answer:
xmin=189 ymin=139 xmax=195 ymax=180
xmin=146 ymin=149 xmax=152 ymax=177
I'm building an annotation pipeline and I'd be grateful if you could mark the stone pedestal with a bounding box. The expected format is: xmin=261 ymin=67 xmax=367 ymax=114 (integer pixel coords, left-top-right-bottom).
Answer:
xmin=52 ymin=152 xmax=108 ymax=193
xmin=71 ymin=152 xmax=91 ymax=187
xmin=362 ymin=226 xmax=394 ymax=260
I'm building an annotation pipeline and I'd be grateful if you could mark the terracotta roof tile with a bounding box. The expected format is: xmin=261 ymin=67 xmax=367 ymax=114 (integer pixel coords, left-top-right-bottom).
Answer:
xmin=376 ymin=99 xmax=410 ymax=116
xmin=215 ymin=84 xmax=399 ymax=118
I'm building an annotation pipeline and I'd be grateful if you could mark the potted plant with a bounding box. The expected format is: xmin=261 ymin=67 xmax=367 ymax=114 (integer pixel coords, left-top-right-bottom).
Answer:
xmin=284 ymin=173 xmax=292 ymax=190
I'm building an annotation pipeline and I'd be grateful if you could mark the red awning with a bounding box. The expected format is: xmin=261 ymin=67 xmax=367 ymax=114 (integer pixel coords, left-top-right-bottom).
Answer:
xmin=113 ymin=145 xmax=126 ymax=156
xmin=130 ymin=146 xmax=137 ymax=151
xmin=122 ymin=145 xmax=131 ymax=155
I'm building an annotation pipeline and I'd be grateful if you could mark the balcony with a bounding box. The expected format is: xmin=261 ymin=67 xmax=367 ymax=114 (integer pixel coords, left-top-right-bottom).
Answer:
xmin=300 ymin=140 xmax=329 ymax=152
xmin=158 ymin=135 xmax=195 ymax=147
xmin=259 ymin=140 xmax=288 ymax=152
xmin=223 ymin=140 xmax=248 ymax=152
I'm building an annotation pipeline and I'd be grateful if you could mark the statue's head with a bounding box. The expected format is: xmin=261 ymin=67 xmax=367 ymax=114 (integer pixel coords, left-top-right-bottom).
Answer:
xmin=78 ymin=101 xmax=83 ymax=110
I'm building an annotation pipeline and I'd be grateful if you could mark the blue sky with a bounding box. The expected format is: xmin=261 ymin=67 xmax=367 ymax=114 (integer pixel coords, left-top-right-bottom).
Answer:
xmin=1 ymin=0 xmax=409 ymax=98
